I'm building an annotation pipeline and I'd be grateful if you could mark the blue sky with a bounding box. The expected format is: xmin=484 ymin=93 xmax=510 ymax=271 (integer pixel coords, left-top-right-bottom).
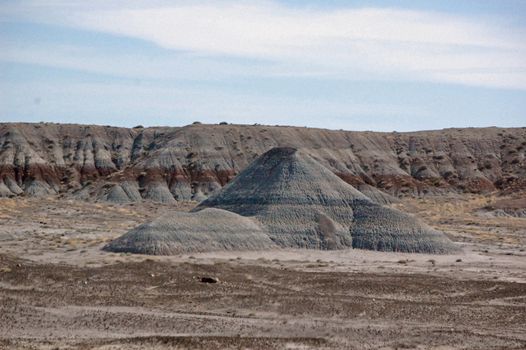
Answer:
xmin=0 ymin=0 xmax=525 ymax=131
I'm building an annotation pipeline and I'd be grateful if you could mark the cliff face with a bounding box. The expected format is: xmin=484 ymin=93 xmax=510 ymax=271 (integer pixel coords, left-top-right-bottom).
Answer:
xmin=0 ymin=122 xmax=524 ymax=202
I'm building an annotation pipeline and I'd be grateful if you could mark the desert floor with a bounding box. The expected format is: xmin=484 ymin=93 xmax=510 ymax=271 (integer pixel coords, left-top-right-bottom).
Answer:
xmin=0 ymin=195 xmax=525 ymax=349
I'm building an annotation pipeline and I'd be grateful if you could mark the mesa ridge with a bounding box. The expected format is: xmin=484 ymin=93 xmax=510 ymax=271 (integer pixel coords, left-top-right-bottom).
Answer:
xmin=1 ymin=123 xmax=525 ymax=202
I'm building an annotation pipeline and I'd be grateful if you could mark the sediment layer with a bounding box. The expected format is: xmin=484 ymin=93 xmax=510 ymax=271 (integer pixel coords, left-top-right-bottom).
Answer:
xmin=1 ymin=123 xmax=524 ymax=201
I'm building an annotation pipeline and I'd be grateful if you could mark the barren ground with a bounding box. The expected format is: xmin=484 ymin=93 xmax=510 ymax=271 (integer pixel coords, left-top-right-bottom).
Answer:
xmin=0 ymin=195 xmax=525 ymax=349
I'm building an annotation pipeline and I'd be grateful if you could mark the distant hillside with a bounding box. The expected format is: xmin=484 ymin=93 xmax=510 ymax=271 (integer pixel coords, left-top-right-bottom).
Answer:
xmin=0 ymin=122 xmax=524 ymax=202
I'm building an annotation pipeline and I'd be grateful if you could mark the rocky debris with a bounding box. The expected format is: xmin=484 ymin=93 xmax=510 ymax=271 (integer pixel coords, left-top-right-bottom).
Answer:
xmin=194 ymin=147 xmax=458 ymax=254
xmin=103 ymin=208 xmax=276 ymax=255
xmin=1 ymin=123 xmax=525 ymax=201
xmin=200 ymin=276 xmax=219 ymax=283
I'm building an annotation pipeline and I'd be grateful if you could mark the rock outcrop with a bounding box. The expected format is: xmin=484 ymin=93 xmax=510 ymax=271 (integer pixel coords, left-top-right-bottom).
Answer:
xmin=1 ymin=122 xmax=525 ymax=201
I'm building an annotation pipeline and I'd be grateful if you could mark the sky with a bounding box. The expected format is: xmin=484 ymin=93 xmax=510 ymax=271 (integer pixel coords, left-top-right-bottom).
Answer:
xmin=0 ymin=0 xmax=525 ymax=131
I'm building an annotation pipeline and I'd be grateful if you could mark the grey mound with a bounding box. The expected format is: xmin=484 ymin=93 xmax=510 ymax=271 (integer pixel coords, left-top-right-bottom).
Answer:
xmin=142 ymin=183 xmax=176 ymax=204
xmin=103 ymin=182 xmax=142 ymax=203
xmin=350 ymin=203 xmax=456 ymax=253
xmin=24 ymin=180 xmax=56 ymax=196
xmin=0 ymin=177 xmax=23 ymax=197
xmin=195 ymin=147 xmax=457 ymax=254
xmin=103 ymin=208 xmax=276 ymax=255
xmin=0 ymin=180 xmax=12 ymax=197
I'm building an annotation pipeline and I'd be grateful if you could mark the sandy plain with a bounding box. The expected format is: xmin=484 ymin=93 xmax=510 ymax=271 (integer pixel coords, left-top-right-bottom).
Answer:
xmin=0 ymin=195 xmax=525 ymax=349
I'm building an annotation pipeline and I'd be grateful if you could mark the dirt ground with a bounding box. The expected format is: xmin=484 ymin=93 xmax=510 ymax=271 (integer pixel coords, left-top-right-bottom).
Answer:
xmin=0 ymin=195 xmax=525 ymax=349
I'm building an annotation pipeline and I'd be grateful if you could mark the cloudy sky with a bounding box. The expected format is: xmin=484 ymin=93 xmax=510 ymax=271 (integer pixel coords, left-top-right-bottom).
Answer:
xmin=1 ymin=0 xmax=525 ymax=131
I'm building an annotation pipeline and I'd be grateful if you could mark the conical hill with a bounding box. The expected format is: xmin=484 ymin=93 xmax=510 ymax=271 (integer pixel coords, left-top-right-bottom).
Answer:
xmin=195 ymin=147 xmax=457 ymax=253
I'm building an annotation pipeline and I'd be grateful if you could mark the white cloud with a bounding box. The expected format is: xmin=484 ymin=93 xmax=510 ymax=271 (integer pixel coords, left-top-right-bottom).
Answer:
xmin=1 ymin=0 xmax=526 ymax=89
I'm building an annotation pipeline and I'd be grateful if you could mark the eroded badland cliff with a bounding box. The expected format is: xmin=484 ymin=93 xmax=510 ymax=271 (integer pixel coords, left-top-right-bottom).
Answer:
xmin=1 ymin=123 xmax=524 ymax=202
